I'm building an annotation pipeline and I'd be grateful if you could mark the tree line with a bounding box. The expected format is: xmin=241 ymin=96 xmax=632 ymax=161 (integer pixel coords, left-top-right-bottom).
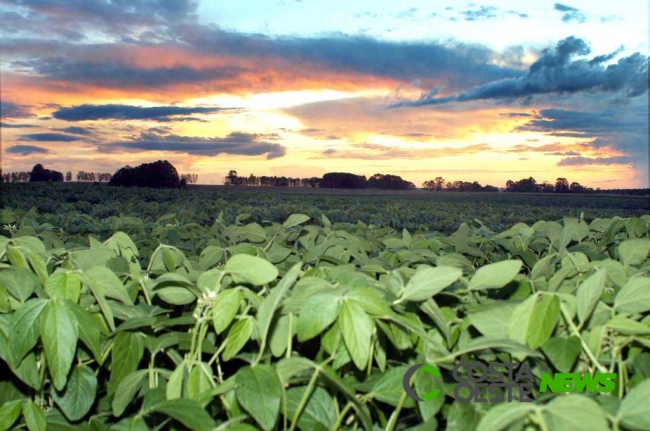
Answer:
xmin=0 ymin=164 xmax=198 ymax=186
xmin=224 ymin=171 xmax=416 ymax=190
xmin=420 ymin=176 xmax=596 ymax=193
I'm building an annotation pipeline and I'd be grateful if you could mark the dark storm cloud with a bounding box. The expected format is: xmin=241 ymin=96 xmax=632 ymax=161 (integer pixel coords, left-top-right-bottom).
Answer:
xmin=0 ymin=101 xmax=35 ymax=118
xmin=0 ymin=121 xmax=38 ymax=128
xmin=19 ymin=57 xmax=246 ymax=89
xmin=516 ymin=108 xmax=644 ymax=135
xmin=390 ymin=37 xmax=648 ymax=107
xmin=554 ymin=3 xmax=586 ymax=23
xmin=52 ymin=104 xmax=238 ymax=122
xmin=152 ymin=29 xmax=523 ymax=89
xmin=105 ymin=132 xmax=286 ymax=159
xmin=18 ymin=133 xmax=82 ymax=142
xmin=2 ymin=25 xmax=524 ymax=93
xmin=6 ymin=145 xmax=50 ymax=155
xmin=557 ymin=156 xmax=633 ymax=166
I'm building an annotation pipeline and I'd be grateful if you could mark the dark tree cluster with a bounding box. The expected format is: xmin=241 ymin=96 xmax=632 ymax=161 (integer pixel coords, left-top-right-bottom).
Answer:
xmin=505 ymin=177 xmax=594 ymax=193
xmin=180 ymin=173 xmax=199 ymax=185
xmin=1 ymin=170 xmax=31 ymax=183
xmin=367 ymin=173 xmax=415 ymax=190
xmin=108 ymin=160 xmax=181 ymax=188
xmin=76 ymin=171 xmax=112 ymax=182
xmin=321 ymin=172 xmax=367 ymax=189
xmin=422 ymin=177 xmax=498 ymax=192
xmin=29 ymin=164 xmax=63 ymax=182
xmin=224 ymin=170 xmax=321 ymax=187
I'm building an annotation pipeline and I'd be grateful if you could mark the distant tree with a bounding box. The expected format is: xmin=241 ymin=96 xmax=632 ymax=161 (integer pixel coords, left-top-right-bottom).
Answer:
xmin=108 ymin=160 xmax=181 ymax=188
xmin=322 ymin=172 xmax=367 ymax=189
xmin=225 ymin=170 xmax=239 ymax=185
xmin=367 ymin=173 xmax=414 ymax=190
xmin=65 ymin=171 xmax=72 ymax=182
xmin=555 ymin=178 xmax=569 ymax=193
xmin=29 ymin=164 xmax=63 ymax=182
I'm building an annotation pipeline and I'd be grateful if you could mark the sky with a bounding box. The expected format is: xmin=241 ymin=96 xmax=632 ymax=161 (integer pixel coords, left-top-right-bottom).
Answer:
xmin=0 ymin=0 xmax=648 ymax=188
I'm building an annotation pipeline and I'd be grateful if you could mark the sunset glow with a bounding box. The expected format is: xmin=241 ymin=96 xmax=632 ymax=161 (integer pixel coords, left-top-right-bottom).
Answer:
xmin=1 ymin=0 xmax=648 ymax=188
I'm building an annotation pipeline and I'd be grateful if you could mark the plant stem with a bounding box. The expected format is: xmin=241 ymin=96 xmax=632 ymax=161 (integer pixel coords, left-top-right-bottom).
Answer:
xmin=385 ymin=390 xmax=408 ymax=431
xmin=289 ymin=367 xmax=320 ymax=431
xmin=560 ymin=303 xmax=607 ymax=373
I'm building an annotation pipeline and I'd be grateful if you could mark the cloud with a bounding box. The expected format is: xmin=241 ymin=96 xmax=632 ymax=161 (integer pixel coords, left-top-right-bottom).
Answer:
xmin=390 ymin=37 xmax=648 ymax=107
xmin=18 ymin=133 xmax=83 ymax=142
xmin=6 ymin=145 xmax=50 ymax=155
xmin=0 ymin=101 xmax=34 ymax=119
xmin=311 ymin=142 xmax=492 ymax=160
xmin=516 ymin=108 xmax=645 ymax=135
xmin=557 ymin=156 xmax=634 ymax=166
xmin=554 ymin=3 xmax=586 ymax=23
xmin=0 ymin=121 xmax=38 ymax=128
xmin=105 ymin=131 xmax=286 ymax=159
xmin=499 ymin=112 xmax=532 ymax=117
xmin=461 ymin=5 xmax=498 ymax=21
xmin=52 ymin=104 xmax=237 ymax=122
xmin=3 ymin=29 xmax=521 ymax=95
xmin=0 ymin=0 xmax=199 ymax=39
xmin=55 ymin=126 xmax=95 ymax=135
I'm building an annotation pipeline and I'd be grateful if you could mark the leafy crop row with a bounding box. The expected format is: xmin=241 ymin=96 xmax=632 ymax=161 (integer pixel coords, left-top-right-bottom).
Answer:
xmin=0 ymin=200 xmax=649 ymax=430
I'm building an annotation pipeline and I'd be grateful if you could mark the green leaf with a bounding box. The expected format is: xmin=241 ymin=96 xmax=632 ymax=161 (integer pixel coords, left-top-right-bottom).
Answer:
xmin=606 ymin=316 xmax=650 ymax=335
xmin=8 ymin=298 xmax=47 ymax=366
xmin=476 ymin=402 xmax=534 ymax=431
xmin=111 ymin=370 xmax=148 ymax=417
xmin=0 ymin=400 xmax=22 ymax=431
xmin=238 ymin=223 xmax=267 ymax=243
xmin=65 ymin=302 xmax=101 ymax=362
xmin=446 ymin=402 xmax=480 ymax=431
xmin=285 ymin=386 xmax=336 ymax=431
xmin=402 ymin=266 xmax=462 ymax=301
xmin=109 ymin=332 xmax=144 ymax=396
xmin=155 ymin=287 xmax=196 ymax=305
xmin=162 ymin=248 xmax=176 ymax=272
xmin=508 ymin=294 xmax=538 ymax=346
xmin=541 ymin=336 xmax=581 ymax=372
xmin=527 ymin=293 xmax=560 ymax=349
xmin=576 ymin=271 xmax=606 ymax=325
xmin=213 ymin=289 xmax=242 ymax=334
xmin=235 ymin=365 xmax=282 ymax=431
xmin=52 ymin=365 xmax=97 ymax=422
xmin=415 ymin=364 xmax=445 ymax=420
xmin=469 ymin=303 xmax=518 ymax=338
xmin=0 ymin=267 xmax=38 ymax=303
xmin=618 ymin=239 xmax=650 ymax=266
xmin=468 ymin=260 xmax=522 ymax=291
xmin=22 ymin=400 xmax=46 ymax=431
xmin=256 ymin=263 xmax=300 ymax=351
xmin=347 ymin=287 xmax=391 ymax=315
xmin=543 ymin=394 xmax=609 ymax=431
xmin=85 ymin=267 xmax=132 ymax=305
xmin=618 ymin=378 xmax=650 ymax=430
xmin=371 ymin=366 xmax=416 ymax=408
xmin=615 ymin=277 xmax=650 ymax=314
xmin=147 ymin=398 xmax=214 ymax=431
xmin=338 ymin=299 xmax=374 ymax=370
xmin=223 ymin=317 xmax=254 ymax=361
xmin=40 ymin=299 xmax=79 ymax=391
xmin=282 ymin=214 xmax=310 ymax=229
xmin=225 ymin=254 xmax=278 ymax=286
xmin=46 ymin=270 xmax=82 ymax=303
xmin=297 ymin=293 xmax=340 ymax=342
